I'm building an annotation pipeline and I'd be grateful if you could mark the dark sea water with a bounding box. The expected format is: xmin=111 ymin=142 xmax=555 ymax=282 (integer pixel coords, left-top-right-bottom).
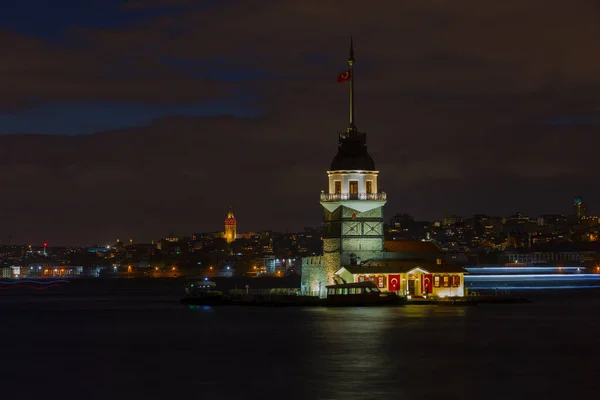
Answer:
xmin=1 ymin=279 xmax=599 ymax=400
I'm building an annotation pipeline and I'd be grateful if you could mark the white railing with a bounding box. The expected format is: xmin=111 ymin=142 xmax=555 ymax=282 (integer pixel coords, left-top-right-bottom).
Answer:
xmin=320 ymin=192 xmax=386 ymax=202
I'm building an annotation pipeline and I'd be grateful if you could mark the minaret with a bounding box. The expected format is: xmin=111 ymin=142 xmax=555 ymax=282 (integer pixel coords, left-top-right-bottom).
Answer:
xmin=302 ymin=37 xmax=387 ymax=295
xmin=224 ymin=206 xmax=237 ymax=244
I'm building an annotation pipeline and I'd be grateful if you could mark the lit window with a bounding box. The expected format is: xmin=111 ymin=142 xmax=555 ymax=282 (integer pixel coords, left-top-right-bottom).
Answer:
xmin=452 ymin=275 xmax=461 ymax=287
xmin=334 ymin=181 xmax=341 ymax=194
xmin=349 ymin=181 xmax=358 ymax=199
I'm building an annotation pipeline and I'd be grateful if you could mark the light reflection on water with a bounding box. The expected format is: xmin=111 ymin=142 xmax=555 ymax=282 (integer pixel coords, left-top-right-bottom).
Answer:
xmin=304 ymin=306 xmax=471 ymax=399
xmin=0 ymin=297 xmax=599 ymax=400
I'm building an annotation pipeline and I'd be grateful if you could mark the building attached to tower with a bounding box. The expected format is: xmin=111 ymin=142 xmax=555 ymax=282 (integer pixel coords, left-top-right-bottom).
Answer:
xmin=224 ymin=206 xmax=237 ymax=244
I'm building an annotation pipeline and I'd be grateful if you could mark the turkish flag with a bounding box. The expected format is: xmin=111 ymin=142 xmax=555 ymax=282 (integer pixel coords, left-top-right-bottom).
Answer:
xmin=337 ymin=69 xmax=351 ymax=82
xmin=422 ymin=274 xmax=432 ymax=294
xmin=388 ymin=274 xmax=400 ymax=291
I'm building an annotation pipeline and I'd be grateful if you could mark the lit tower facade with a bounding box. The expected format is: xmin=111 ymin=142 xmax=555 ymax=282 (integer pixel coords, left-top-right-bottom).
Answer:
xmin=224 ymin=206 xmax=237 ymax=243
xmin=302 ymin=38 xmax=387 ymax=294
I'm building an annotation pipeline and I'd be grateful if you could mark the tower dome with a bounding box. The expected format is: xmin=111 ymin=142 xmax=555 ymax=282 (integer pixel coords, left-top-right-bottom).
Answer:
xmin=330 ymin=130 xmax=375 ymax=171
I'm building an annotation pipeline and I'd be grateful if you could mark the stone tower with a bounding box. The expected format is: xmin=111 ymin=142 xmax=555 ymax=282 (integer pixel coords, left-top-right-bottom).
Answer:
xmin=224 ymin=206 xmax=236 ymax=244
xmin=301 ymin=37 xmax=387 ymax=295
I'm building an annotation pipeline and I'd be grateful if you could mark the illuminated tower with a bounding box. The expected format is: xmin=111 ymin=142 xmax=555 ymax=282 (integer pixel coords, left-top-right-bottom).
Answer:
xmin=302 ymin=38 xmax=387 ymax=293
xmin=224 ymin=206 xmax=237 ymax=244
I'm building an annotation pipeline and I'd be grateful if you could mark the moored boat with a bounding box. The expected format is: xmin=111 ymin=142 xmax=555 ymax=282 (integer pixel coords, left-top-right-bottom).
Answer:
xmin=323 ymin=281 xmax=405 ymax=306
xmin=180 ymin=278 xmax=228 ymax=305
xmin=180 ymin=279 xmax=405 ymax=307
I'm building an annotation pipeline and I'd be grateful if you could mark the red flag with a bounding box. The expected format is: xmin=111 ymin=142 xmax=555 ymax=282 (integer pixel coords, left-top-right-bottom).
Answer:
xmin=337 ymin=69 xmax=351 ymax=82
xmin=422 ymin=274 xmax=432 ymax=294
xmin=388 ymin=274 xmax=400 ymax=291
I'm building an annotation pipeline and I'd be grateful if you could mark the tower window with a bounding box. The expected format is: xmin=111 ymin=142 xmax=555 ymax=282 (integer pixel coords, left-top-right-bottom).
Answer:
xmin=366 ymin=180 xmax=373 ymax=194
xmin=334 ymin=181 xmax=341 ymax=194
xmin=349 ymin=181 xmax=358 ymax=199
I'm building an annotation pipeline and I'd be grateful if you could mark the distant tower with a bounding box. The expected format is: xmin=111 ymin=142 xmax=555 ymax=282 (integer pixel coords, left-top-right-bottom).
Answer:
xmin=302 ymin=37 xmax=387 ymax=293
xmin=224 ymin=206 xmax=237 ymax=244
xmin=573 ymin=196 xmax=587 ymax=221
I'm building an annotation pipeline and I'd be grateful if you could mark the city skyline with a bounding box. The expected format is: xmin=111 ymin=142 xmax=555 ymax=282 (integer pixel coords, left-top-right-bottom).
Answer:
xmin=1 ymin=1 xmax=600 ymax=244
xmin=0 ymin=197 xmax=595 ymax=247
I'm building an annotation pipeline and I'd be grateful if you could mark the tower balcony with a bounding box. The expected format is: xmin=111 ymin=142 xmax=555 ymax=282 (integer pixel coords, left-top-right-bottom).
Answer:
xmin=320 ymin=192 xmax=387 ymax=202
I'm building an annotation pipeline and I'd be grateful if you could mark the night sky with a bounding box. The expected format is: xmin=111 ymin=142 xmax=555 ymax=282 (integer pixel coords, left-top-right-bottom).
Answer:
xmin=1 ymin=0 xmax=599 ymax=245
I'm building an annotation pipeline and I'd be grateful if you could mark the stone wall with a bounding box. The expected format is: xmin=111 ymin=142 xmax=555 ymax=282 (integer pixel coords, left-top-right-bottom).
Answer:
xmin=341 ymin=206 xmax=382 ymax=219
xmin=303 ymin=203 xmax=385 ymax=297
xmin=323 ymin=238 xmax=342 ymax=291
xmin=300 ymin=255 xmax=325 ymax=295
xmin=300 ymin=238 xmax=343 ymax=297
xmin=340 ymin=205 xmax=384 ymax=265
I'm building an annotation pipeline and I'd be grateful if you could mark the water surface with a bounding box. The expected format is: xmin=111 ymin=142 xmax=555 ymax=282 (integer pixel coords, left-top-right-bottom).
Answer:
xmin=1 ymin=281 xmax=598 ymax=399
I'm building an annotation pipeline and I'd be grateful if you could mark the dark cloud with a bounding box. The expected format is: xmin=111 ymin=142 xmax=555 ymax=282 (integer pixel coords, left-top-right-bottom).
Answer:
xmin=1 ymin=0 xmax=600 ymax=244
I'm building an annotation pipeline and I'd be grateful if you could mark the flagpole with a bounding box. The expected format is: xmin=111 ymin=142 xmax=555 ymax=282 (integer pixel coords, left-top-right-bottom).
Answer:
xmin=348 ymin=36 xmax=355 ymax=131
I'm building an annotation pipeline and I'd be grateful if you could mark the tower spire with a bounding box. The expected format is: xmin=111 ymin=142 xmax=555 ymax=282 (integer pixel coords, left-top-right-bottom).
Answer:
xmin=348 ymin=36 xmax=356 ymax=131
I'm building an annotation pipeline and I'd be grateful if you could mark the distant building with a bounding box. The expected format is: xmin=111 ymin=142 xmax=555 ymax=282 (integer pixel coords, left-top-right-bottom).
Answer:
xmin=1 ymin=267 xmax=12 ymax=278
xmin=506 ymin=251 xmax=585 ymax=265
xmin=165 ymin=236 xmax=179 ymax=243
xmin=443 ymin=215 xmax=463 ymax=227
xmin=574 ymin=196 xmax=587 ymax=221
xmin=224 ymin=206 xmax=237 ymax=244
